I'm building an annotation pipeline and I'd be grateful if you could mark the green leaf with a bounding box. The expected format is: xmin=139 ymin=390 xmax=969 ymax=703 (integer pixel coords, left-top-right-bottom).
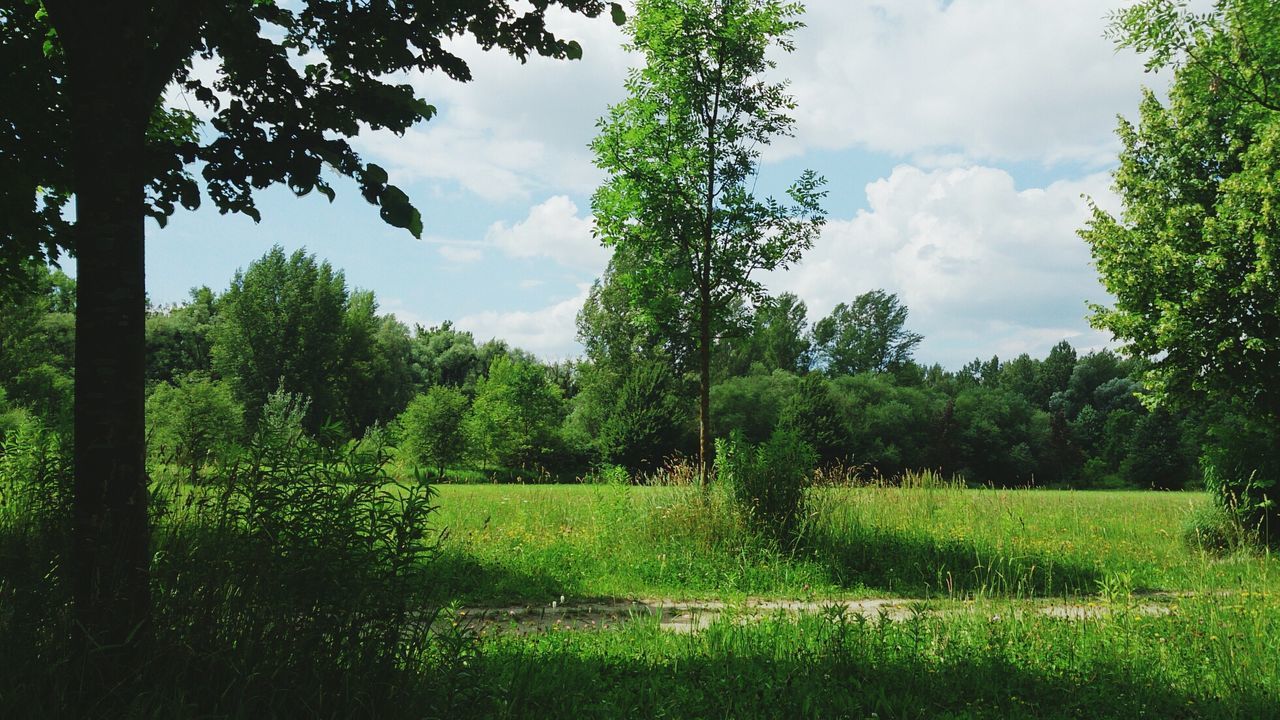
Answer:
xmin=566 ymin=40 xmax=583 ymax=61
xmin=364 ymin=163 xmax=389 ymax=187
xmin=611 ymin=3 xmax=626 ymax=26
xmin=379 ymin=185 xmax=423 ymax=238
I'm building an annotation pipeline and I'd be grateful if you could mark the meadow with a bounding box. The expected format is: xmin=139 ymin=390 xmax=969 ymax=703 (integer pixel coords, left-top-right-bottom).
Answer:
xmin=430 ymin=482 xmax=1277 ymax=604
xmin=421 ymin=482 xmax=1280 ymax=718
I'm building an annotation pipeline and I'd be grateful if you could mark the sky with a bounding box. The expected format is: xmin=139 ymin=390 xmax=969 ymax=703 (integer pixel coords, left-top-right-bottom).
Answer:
xmin=139 ymin=0 xmax=1170 ymax=369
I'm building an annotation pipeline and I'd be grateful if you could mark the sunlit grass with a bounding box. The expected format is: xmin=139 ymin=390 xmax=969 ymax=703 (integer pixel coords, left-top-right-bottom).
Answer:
xmin=429 ymin=484 xmax=1277 ymax=604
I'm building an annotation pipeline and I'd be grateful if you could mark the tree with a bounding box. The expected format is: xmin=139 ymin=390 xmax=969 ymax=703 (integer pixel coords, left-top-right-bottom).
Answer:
xmin=591 ymin=0 xmax=826 ymax=482
xmin=145 ymin=287 xmax=217 ymax=386
xmin=716 ymin=292 xmax=812 ymax=377
xmin=145 ymin=372 xmax=243 ymax=483
xmin=596 ymin=360 xmax=690 ymax=472
xmin=409 ymin=321 xmax=483 ymax=391
xmin=342 ymin=295 xmax=416 ymax=431
xmin=464 ymin=355 xmax=564 ymax=474
xmin=395 ymin=386 xmax=469 ymax=479
xmin=212 ymin=247 xmax=351 ymax=433
xmin=0 ymin=262 xmax=75 ymax=431
xmin=778 ymin=373 xmax=849 ymax=465
xmin=2 ymin=0 xmax=622 ymax=672
xmin=812 ymin=290 xmax=923 ymax=376
xmin=1034 ymin=340 xmax=1078 ymax=408
xmin=1086 ymin=0 xmax=1280 ymax=532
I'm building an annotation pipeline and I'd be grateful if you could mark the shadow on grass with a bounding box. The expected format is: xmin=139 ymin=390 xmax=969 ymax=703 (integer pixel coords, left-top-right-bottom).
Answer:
xmin=429 ymin=551 xmax=580 ymax=605
xmin=478 ymin=642 xmax=1267 ymax=720
xmin=801 ymin=527 xmax=1104 ymax=598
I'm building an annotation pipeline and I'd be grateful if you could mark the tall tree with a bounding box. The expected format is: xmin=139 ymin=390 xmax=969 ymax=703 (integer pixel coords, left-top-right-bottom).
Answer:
xmin=1 ymin=0 xmax=621 ymax=676
xmin=812 ymin=290 xmax=923 ymax=376
xmin=212 ymin=247 xmax=350 ymax=432
xmin=591 ymin=0 xmax=826 ymax=482
xmin=1087 ymin=0 xmax=1280 ymax=532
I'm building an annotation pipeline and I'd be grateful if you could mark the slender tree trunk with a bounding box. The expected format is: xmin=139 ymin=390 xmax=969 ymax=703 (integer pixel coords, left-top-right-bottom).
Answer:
xmin=56 ymin=0 xmax=153 ymax=689
xmin=698 ymin=286 xmax=712 ymax=486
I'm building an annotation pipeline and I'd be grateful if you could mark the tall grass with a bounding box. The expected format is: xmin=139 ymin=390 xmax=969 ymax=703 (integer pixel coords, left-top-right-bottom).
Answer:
xmin=0 ymin=396 xmax=470 ymax=719
xmin=429 ymin=478 xmax=1277 ymax=604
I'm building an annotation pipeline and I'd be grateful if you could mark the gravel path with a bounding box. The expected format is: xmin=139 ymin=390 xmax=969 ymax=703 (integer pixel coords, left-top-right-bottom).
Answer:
xmin=456 ymin=594 xmax=1181 ymax=634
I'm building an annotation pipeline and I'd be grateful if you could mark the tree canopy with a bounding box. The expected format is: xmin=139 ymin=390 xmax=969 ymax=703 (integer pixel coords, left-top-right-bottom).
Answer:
xmin=1087 ymin=0 xmax=1280 ymax=531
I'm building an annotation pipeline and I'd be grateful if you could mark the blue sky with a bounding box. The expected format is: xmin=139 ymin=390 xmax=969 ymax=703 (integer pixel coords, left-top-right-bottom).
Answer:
xmin=141 ymin=0 xmax=1169 ymax=369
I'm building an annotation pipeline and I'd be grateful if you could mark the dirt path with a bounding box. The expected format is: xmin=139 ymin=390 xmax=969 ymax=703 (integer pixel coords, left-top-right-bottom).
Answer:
xmin=456 ymin=595 xmax=1181 ymax=635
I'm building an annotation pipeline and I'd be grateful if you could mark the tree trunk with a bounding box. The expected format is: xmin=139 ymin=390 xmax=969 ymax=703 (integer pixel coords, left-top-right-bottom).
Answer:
xmin=698 ymin=286 xmax=713 ymax=486
xmin=57 ymin=0 xmax=153 ymax=689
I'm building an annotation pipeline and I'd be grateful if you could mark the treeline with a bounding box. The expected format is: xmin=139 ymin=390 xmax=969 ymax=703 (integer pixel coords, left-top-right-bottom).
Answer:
xmin=0 ymin=246 xmax=1203 ymax=488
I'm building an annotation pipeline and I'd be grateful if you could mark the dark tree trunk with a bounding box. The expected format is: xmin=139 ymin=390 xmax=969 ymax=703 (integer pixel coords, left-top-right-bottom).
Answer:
xmin=698 ymin=287 xmax=712 ymax=486
xmin=55 ymin=0 xmax=153 ymax=688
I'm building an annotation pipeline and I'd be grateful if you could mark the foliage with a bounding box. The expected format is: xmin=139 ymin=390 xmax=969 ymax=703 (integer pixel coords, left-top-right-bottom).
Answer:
xmin=711 ymin=369 xmax=799 ymax=444
xmin=715 ymin=428 xmax=815 ymax=538
xmin=212 ymin=246 xmax=414 ymax=434
xmin=145 ymin=287 xmax=216 ymax=385
xmin=2 ymin=0 xmax=625 ymax=665
xmin=409 ymin=321 xmax=512 ymax=394
xmin=717 ymin=292 xmax=813 ymax=377
xmin=145 ymin=371 xmax=243 ymax=482
xmin=595 ymin=360 xmax=690 ymax=472
xmin=0 ymin=262 xmax=74 ymax=431
xmin=951 ymin=386 xmax=1049 ymax=486
xmin=812 ymin=290 xmax=923 ymax=375
xmin=1088 ymin=0 xmax=1280 ymax=534
xmin=0 ymin=391 xmax=463 ymax=717
xmin=778 ymin=373 xmax=850 ymax=465
xmin=396 ymin=386 xmax=470 ymax=479
xmin=465 ymin=355 xmax=565 ymax=474
xmin=1201 ymin=406 xmax=1280 ymax=539
xmin=591 ymin=0 xmax=826 ymax=479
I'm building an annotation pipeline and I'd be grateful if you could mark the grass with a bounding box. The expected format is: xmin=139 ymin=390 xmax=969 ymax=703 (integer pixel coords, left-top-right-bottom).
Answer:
xmin=8 ymin=434 xmax=1279 ymax=717
xmin=428 ymin=481 xmax=1279 ymax=718
xmin=464 ymin=594 xmax=1279 ymax=719
xmin=428 ymin=483 xmax=1278 ymax=605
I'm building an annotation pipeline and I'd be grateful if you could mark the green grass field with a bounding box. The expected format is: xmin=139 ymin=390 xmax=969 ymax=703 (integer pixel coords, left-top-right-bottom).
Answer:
xmin=419 ymin=483 xmax=1280 ymax=718
xmin=430 ymin=484 xmax=1277 ymax=604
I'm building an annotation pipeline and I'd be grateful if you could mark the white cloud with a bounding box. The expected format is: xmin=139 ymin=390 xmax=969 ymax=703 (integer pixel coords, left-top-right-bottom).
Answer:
xmin=437 ymin=244 xmax=485 ymax=264
xmin=772 ymin=0 xmax=1164 ymax=166
xmin=768 ymin=164 xmax=1117 ymax=367
xmin=486 ymin=196 xmax=608 ymax=274
xmin=354 ymin=7 xmax=634 ymax=202
xmin=456 ymin=287 xmax=590 ymax=360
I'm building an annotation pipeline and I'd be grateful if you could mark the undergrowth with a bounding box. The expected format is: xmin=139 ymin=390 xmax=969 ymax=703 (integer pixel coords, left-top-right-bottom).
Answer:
xmin=0 ymin=391 xmax=468 ymax=719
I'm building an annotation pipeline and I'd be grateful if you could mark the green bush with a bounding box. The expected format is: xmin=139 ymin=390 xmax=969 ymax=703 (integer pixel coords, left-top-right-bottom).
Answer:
xmin=1182 ymin=500 xmax=1257 ymax=555
xmin=715 ymin=428 xmax=816 ymax=539
xmin=1201 ymin=409 xmax=1280 ymax=544
xmin=146 ymin=371 xmax=243 ymax=482
xmin=1 ymin=388 xmax=464 ymax=717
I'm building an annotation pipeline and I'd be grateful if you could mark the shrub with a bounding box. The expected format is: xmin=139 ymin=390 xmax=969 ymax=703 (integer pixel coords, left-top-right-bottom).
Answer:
xmin=146 ymin=371 xmax=243 ymax=482
xmin=1182 ymin=500 xmax=1256 ymax=555
xmin=715 ymin=428 xmax=816 ymax=539
xmin=1201 ymin=409 xmax=1280 ymax=544
xmin=2 ymin=389 xmax=459 ymax=717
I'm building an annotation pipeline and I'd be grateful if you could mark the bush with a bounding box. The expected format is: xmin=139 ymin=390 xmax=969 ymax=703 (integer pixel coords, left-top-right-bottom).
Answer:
xmin=715 ymin=428 xmax=816 ymax=539
xmin=146 ymin=371 xmax=243 ymax=482
xmin=2 ymin=389 xmax=461 ymax=717
xmin=1182 ymin=501 xmax=1256 ymax=555
xmin=1201 ymin=408 xmax=1280 ymax=544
